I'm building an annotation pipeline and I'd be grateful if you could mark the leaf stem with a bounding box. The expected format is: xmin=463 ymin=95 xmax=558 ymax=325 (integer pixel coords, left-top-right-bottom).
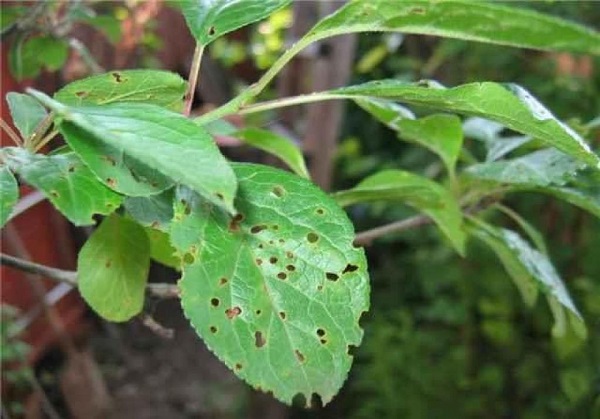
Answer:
xmin=33 ymin=129 xmax=59 ymax=153
xmin=0 ymin=253 xmax=180 ymax=299
xmin=238 ymin=92 xmax=347 ymax=115
xmin=354 ymin=215 xmax=432 ymax=246
xmin=183 ymin=43 xmax=205 ymax=117
xmin=0 ymin=119 xmax=23 ymax=147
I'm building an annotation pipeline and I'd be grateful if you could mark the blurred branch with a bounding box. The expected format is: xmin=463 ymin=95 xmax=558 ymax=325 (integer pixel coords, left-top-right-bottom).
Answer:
xmin=354 ymin=215 xmax=432 ymax=246
xmin=0 ymin=253 xmax=180 ymax=299
xmin=183 ymin=43 xmax=205 ymax=116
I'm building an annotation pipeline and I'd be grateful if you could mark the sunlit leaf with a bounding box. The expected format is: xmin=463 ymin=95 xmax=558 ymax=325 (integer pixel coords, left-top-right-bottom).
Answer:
xmin=78 ymin=215 xmax=150 ymax=322
xmin=173 ymin=163 xmax=369 ymax=406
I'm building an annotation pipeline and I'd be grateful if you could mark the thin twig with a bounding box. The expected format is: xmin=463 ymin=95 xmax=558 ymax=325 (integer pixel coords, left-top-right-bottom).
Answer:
xmin=69 ymin=38 xmax=104 ymax=74
xmin=33 ymin=129 xmax=58 ymax=153
xmin=138 ymin=313 xmax=174 ymax=339
xmin=183 ymin=43 xmax=205 ymax=117
xmin=0 ymin=119 xmax=23 ymax=147
xmin=0 ymin=253 xmax=180 ymax=299
xmin=354 ymin=215 xmax=432 ymax=246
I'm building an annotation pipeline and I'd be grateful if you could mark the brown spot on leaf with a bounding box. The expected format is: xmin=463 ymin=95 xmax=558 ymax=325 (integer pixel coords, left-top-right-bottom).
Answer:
xmin=219 ymin=277 xmax=228 ymax=286
xmin=286 ymin=265 xmax=295 ymax=272
xmin=269 ymin=257 xmax=278 ymax=264
xmin=105 ymin=260 xmax=112 ymax=268
xmin=250 ymin=225 xmax=267 ymax=234
xmin=210 ymin=326 xmax=217 ymax=333
xmin=316 ymin=208 xmax=325 ymax=215
xmin=307 ymin=232 xmax=319 ymax=243
xmin=49 ymin=190 xmax=59 ymax=198
xmin=256 ymin=258 xmax=263 ymax=266
xmin=67 ymin=165 xmax=76 ymax=173
xmin=279 ymin=311 xmax=286 ymax=320
xmin=151 ymin=221 xmax=160 ymax=229
xmin=235 ymin=363 xmax=242 ymax=370
xmin=277 ymin=272 xmax=287 ymax=280
xmin=254 ymin=331 xmax=266 ymax=348
xmin=286 ymin=251 xmax=294 ymax=259
xmin=295 ymin=350 xmax=305 ymax=363
xmin=225 ymin=306 xmax=241 ymax=319
xmin=210 ymin=298 xmax=220 ymax=307
xmin=111 ymin=72 xmax=123 ymax=82
xmin=183 ymin=253 xmax=195 ymax=264
xmin=272 ymin=186 xmax=285 ymax=197
xmin=229 ymin=213 xmax=244 ymax=232
xmin=316 ymin=328 xmax=325 ymax=337
xmin=106 ymin=178 xmax=116 ymax=187
xmin=75 ymin=91 xmax=88 ymax=97
xmin=208 ymin=26 xmax=216 ymax=36
xmin=326 ymin=272 xmax=339 ymax=281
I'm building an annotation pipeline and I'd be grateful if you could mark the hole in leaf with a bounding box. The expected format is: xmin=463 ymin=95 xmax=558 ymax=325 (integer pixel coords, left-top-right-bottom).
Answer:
xmin=250 ymin=225 xmax=267 ymax=234
xmin=105 ymin=260 xmax=112 ymax=268
xmin=315 ymin=208 xmax=325 ymax=215
xmin=272 ymin=186 xmax=285 ymax=197
xmin=306 ymin=232 xmax=319 ymax=243
xmin=67 ymin=165 xmax=76 ymax=173
xmin=320 ymin=338 xmax=327 ymax=345
xmin=225 ymin=306 xmax=242 ymax=319
xmin=219 ymin=277 xmax=228 ymax=286
xmin=235 ymin=363 xmax=243 ymax=370
xmin=229 ymin=213 xmax=244 ymax=231
xmin=254 ymin=331 xmax=266 ymax=348
xmin=111 ymin=72 xmax=123 ymax=82
xmin=295 ymin=349 xmax=305 ymax=363
xmin=269 ymin=257 xmax=278 ymax=264
xmin=310 ymin=393 xmax=323 ymax=409
xmin=208 ymin=25 xmax=216 ymax=36
xmin=255 ymin=309 xmax=262 ymax=315
xmin=183 ymin=253 xmax=195 ymax=264
xmin=279 ymin=311 xmax=286 ymax=320
xmin=210 ymin=298 xmax=220 ymax=307
xmin=316 ymin=328 xmax=325 ymax=337
xmin=256 ymin=258 xmax=263 ymax=266
xmin=347 ymin=344 xmax=358 ymax=356
xmin=326 ymin=272 xmax=339 ymax=281
xmin=277 ymin=272 xmax=287 ymax=280
xmin=258 ymin=244 xmax=264 ymax=249
xmin=106 ymin=178 xmax=116 ymax=187
xmin=210 ymin=326 xmax=217 ymax=333
xmin=286 ymin=265 xmax=296 ymax=272
xmin=342 ymin=263 xmax=359 ymax=274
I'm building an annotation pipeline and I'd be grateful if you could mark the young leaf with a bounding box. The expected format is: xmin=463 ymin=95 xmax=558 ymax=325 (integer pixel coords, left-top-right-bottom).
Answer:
xmin=179 ymin=0 xmax=291 ymax=46
xmin=305 ymin=0 xmax=600 ymax=55
xmin=173 ymin=163 xmax=369 ymax=406
xmin=0 ymin=167 xmax=18 ymax=227
xmin=78 ymin=215 xmax=150 ymax=322
xmin=124 ymin=189 xmax=175 ymax=232
xmin=29 ymin=91 xmax=237 ymax=213
xmin=463 ymin=117 xmax=531 ymax=162
xmin=333 ymin=170 xmax=465 ymax=254
xmin=468 ymin=219 xmax=585 ymax=337
xmin=234 ymin=128 xmax=309 ymax=178
xmin=6 ymin=92 xmax=48 ymax=140
xmin=397 ymin=114 xmax=463 ymax=175
xmin=13 ymin=149 xmax=123 ymax=226
xmin=54 ymin=70 xmax=188 ymax=112
xmin=465 ymin=149 xmax=586 ymax=187
xmin=330 ymin=81 xmax=599 ymax=169
xmin=354 ymin=97 xmax=415 ymax=128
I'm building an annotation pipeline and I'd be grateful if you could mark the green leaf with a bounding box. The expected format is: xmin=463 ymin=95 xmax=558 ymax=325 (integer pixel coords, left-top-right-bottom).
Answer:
xmin=78 ymin=215 xmax=150 ymax=322
xmin=30 ymin=91 xmax=237 ymax=213
xmin=54 ymin=70 xmax=187 ymax=112
xmin=234 ymin=128 xmax=309 ymax=178
xmin=329 ymin=80 xmax=599 ymax=169
xmin=179 ymin=0 xmax=291 ymax=46
xmin=468 ymin=219 xmax=585 ymax=337
xmin=12 ymin=149 xmax=123 ymax=226
xmin=304 ymin=0 xmax=600 ymax=55
xmin=124 ymin=189 xmax=175 ymax=232
xmin=9 ymin=36 xmax=69 ymax=80
xmin=173 ymin=163 xmax=369 ymax=406
xmin=465 ymin=148 xmax=586 ymax=187
xmin=463 ymin=117 xmax=531 ymax=161
xmin=398 ymin=114 xmax=463 ymax=174
xmin=145 ymin=227 xmax=180 ymax=270
xmin=0 ymin=167 xmax=18 ymax=227
xmin=333 ymin=170 xmax=465 ymax=254
xmin=6 ymin=92 xmax=48 ymax=140
xmin=354 ymin=97 xmax=415 ymax=128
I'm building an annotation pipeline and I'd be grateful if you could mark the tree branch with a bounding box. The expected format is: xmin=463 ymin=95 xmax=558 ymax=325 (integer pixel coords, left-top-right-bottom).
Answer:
xmin=183 ymin=43 xmax=205 ymax=117
xmin=0 ymin=253 xmax=180 ymax=299
xmin=354 ymin=214 xmax=432 ymax=246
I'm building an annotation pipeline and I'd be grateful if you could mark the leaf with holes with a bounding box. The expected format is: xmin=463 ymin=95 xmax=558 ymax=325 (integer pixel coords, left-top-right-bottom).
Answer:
xmin=78 ymin=215 xmax=150 ymax=322
xmin=234 ymin=128 xmax=309 ymax=178
xmin=145 ymin=227 xmax=180 ymax=270
xmin=467 ymin=218 xmax=585 ymax=338
xmin=30 ymin=90 xmax=237 ymax=212
xmin=329 ymin=80 xmax=599 ymax=169
xmin=0 ymin=166 xmax=18 ymax=227
xmin=334 ymin=170 xmax=465 ymax=254
xmin=465 ymin=148 xmax=586 ymax=187
xmin=6 ymin=92 xmax=48 ymax=140
xmin=54 ymin=70 xmax=187 ymax=111
xmin=172 ymin=163 xmax=369 ymax=406
xmin=304 ymin=0 xmax=600 ymax=55
xmin=178 ymin=0 xmax=291 ymax=46
xmin=6 ymin=148 xmax=122 ymax=226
